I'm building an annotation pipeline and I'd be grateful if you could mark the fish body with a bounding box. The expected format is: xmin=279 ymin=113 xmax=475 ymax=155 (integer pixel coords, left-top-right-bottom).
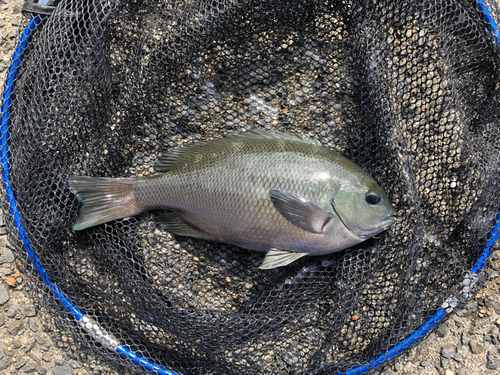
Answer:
xmin=69 ymin=130 xmax=395 ymax=269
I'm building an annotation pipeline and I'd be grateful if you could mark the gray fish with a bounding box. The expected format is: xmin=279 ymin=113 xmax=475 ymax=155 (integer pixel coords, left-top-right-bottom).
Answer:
xmin=68 ymin=130 xmax=396 ymax=269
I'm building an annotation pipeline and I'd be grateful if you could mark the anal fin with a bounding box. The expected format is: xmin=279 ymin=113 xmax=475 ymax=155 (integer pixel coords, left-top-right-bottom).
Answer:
xmin=259 ymin=248 xmax=308 ymax=269
xmin=156 ymin=212 xmax=213 ymax=241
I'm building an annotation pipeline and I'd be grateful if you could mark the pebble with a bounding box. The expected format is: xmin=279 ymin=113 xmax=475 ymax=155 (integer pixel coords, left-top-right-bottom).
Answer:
xmin=28 ymin=318 xmax=38 ymax=332
xmin=487 ymin=350 xmax=496 ymax=362
xmin=69 ymin=360 xmax=81 ymax=369
xmin=7 ymin=320 xmax=22 ymax=336
xmin=0 ymin=310 xmax=5 ymax=326
xmin=441 ymin=357 xmax=449 ymax=367
xmin=36 ymin=367 xmax=47 ymax=375
xmin=51 ymin=365 xmax=72 ymax=375
xmin=420 ymin=359 xmax=431 ymax=367
xmin=451 ymin=351 xmax=462 ymax=363
xmin=469 ymin=340 xmax=483 ymax=354
xmin=461 ymin=331 xmax=470 ymax=345
xmin=5 ymin=307 xmax=17 ymax=318
xmin=445 ymin=370 xmax=454 ymax=375
xmin=0 ymin=357 xmax=12 ymax=371
xmin=19 ymin=305 xmax=36 ymax=317
xmin=54 ymin=359 xmax=65 ymax=366
xmin=486 ymin=361 xmax=500 ymax=370
xmin=24 ymin=339 xmax=36 ymax=353
xmin=0 ymin=282 xmax=9 ymax=305
xmin=0 ymin=248 xmax=15 ymax=264
xmin=441 ymin=344 xmax=456 ymax=359
xmin=493 ymin=302 xmax=500 ymax=315
xmin=23 ymin=366 xmax=37 ymax=373
xmin=436 ymin=323 xmax=450 ymax=338
xmin=455 ymin=301 xmax=478 ymax=317
xmin=15 ymin=359 xmax=27 ymax=370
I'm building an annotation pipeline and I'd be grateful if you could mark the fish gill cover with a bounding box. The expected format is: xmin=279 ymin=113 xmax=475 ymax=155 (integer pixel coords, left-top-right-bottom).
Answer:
xmin=2 ymin=0 xmax=500 ymax=373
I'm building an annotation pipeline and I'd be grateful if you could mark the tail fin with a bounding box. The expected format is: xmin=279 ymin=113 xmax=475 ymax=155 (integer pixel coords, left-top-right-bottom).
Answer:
xmin=68 ymin=176 xmax=139 ymax=230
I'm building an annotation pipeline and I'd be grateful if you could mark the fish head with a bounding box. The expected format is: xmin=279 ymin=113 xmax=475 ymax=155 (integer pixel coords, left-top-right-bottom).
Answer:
xmin=331 ymin=181 xmax=396 ymax=239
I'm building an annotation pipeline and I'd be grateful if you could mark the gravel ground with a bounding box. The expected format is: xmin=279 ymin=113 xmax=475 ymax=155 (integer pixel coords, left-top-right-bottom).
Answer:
xmin=1 ymin=1 xmax=500 ymax=375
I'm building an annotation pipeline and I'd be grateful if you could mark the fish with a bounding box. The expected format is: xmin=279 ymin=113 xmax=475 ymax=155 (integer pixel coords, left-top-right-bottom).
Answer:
xmin=68 ymin=130 xmax=396 ymax=269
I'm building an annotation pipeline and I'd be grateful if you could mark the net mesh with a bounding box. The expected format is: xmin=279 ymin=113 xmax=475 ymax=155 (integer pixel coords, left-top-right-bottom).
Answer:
xmin=3 ymin=0 xmax=500 ymax=373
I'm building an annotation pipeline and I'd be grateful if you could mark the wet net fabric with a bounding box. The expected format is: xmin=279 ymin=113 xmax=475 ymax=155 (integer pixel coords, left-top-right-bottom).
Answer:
xmin=4 ymin=0 xmax=500 ymax=373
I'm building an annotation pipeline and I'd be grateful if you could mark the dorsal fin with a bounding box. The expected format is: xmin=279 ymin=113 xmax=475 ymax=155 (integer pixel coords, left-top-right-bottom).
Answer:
xmin=154 ymin=129 xmax=321 ymax=173
xmin=234 ymin=129 xmax=322 ymax=145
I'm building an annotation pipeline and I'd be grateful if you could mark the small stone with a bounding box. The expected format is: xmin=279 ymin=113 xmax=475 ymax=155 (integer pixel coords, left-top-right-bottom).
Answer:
xmin=493 ymin=302 xmax=500 ymax=315
xmin=485 ymin=334 xmax=497 ymax=345
xmin=441 ymin=357 xmax=449 ymax=367
xmin=15 ymin=359 xmax=26 ymax=370
xmin=54 ymin=358 xmax=65 ymax=366
xmin=487 ymin=360 xmax=500 ymax=370
xmin=0 ymin=248 xmax=15 ymax=264
xmin=469 ymin=340 xmax=484 ymax=354
xmin=52 ymin=365 xmax=72 ymax=375
xmin=420 ymin=359 xmax=431 ymax=367
xmin=461 ymin=332 xmax=470 ymax=345
xmin=0 ymin=357 xmax=12 ymax=371
xmin=7 ymin=320 xmax=22 ymax=336
xmin=10 ymin=17 xmax=22 ymax=26
xmin=0 ymin=266 xmax=11 ymax=277
xmin=36 ymin=367 xmax=47 ymax=375
xmin=454 ymin=319 xmax=464 ymax=328
xmin=455 ymin=301 xmax=478 ymax=317
xmin=436 ymin=323 xmax=450 ymax=338
xmin=24 ymin=339 xmax=36 ymax=353
xmin=0 ymin=282 xmax=9 ymax=305
xmin=485 ymin=351 xmax=493 ymax=364
xmin=23 ymin=366 xmax=37 ymax=373
xmin=19 ymin=305 xmax=36 ymax=317
xmin=28 ymin=318 xmax=38 ymax=332
xmin=69 ymin=360 xmax=81 ymax=369
xmin=452 ymin=351 xmax=463 ymax=363
xmin=5 ymin=307 xmax=17 ymax=318
xmin=441 ymin=344 xmax=456 ymax=359
xmin=13 ymin=338 xmax=23 ymax=349
xmin=34 ymin=336 xmax=45 ymax=346
xmin=394 ymin=361 xmax=402 ymax=371
xmin=0 ymin=310 xmax=5 ymax=326
xmin=445 ymin=370 xmax=454 ymax=375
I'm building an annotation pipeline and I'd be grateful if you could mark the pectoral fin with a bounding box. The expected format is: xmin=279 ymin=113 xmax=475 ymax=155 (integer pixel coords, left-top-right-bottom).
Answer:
xmin=259 ymin=248 xmax=308 ymax=269
xmin=269 ymin=189 xmax=331 ymax=234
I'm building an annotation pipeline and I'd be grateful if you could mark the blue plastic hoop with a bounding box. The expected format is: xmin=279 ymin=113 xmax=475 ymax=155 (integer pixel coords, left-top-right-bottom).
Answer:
xmin=1 ymin=2 xmax=499 ymax=374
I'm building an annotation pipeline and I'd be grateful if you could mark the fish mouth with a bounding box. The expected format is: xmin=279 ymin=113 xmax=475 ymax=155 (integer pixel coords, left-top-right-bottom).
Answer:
xmin=381 ymin=214 xmax=396 ymax=230
xmin=352 ymin=213 xmax=396 ymax=239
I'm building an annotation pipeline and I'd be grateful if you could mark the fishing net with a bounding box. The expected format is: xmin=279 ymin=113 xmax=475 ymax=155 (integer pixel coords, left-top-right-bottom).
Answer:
xmin=2 ymin=0 xmax=500 ymax=373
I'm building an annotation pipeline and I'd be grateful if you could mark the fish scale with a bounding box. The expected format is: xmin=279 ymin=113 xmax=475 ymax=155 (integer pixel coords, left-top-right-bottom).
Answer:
xmin=68 ymin=130 xmax=395 ymax=268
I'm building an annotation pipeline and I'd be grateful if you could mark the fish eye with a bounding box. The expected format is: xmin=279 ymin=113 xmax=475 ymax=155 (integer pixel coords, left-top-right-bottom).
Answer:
xmin=365 ymin=190 xmax=381 ymax=205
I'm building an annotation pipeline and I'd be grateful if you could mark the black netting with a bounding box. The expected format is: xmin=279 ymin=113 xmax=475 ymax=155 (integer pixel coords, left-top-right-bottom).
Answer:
xmin=3 ymin=0 xmax=500 ymax=373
